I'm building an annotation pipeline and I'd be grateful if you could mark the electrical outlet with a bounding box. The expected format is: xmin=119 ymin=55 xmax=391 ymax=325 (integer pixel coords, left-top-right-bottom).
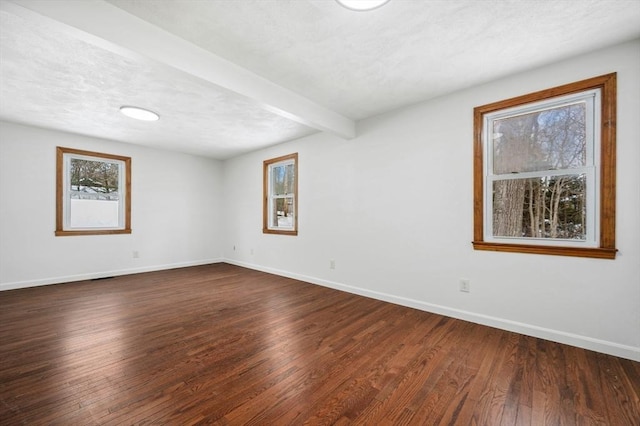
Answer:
xmin=459 ymin=279 xmax=470 ymax=293
xmin=250 ymin=248 xmax=254 ymax=255
xmin=132 ymin=250 xmax=140 ymax=258
xmin=330 ymin=259 xmax=335 ymax=270
xmin=233 ymin=245 xmax=236 ymax=251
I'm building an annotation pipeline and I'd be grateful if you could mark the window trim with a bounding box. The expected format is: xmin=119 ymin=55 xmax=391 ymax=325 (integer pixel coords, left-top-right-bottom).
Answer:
xmin=472 ymin=73 xmax=617 ymax=259
xmin=484 ymin=91 xmax=600 ymax=248
xmin=263 ymin=153 xmax=298 ymax=236
xmin=56 ymin=146 xmax=132 ymax=236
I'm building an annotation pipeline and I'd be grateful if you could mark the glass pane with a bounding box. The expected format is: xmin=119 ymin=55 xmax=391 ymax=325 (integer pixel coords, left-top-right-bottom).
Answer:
xmin=271 ymin=163 xmax=295 ymax=196
xmin=69 ymin=158 xmax=120 ymax=228
xmin=271 ymin=197 xmax=294 ymax=229
xmin=492 ymin=102 xmax=586 ymax=174
xmin=492 ymin=174 xmax=586 ymax=240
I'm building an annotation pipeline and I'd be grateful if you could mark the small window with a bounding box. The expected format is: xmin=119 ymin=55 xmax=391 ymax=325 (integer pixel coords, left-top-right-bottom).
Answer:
xmin=56 ymin=147 xmax=131 ymax=236
xmin=263 ymin=153 xmax=298 ymax=235
xmin=473 ymin=74 xmax=616 ymax=259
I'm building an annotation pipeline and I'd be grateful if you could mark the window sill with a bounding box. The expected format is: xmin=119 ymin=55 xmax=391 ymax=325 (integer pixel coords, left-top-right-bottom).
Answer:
xmin=55 ymin=229 xmax=132 ymax=237
xmin=472 ymin=241 xmax=617 ymax=259
xmin=263 ymin=228 xmax=298 ymax=236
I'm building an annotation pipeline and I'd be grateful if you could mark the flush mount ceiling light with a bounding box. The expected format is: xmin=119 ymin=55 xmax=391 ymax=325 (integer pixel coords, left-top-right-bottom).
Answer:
xmin=335 ymin=0 xmax=390 ymax=11
xmin=119 ymin=106 xmax=159 ymax=121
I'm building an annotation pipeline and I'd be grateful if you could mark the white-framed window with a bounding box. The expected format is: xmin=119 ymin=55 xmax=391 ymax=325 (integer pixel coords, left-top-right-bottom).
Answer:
xmin=56 ymin=147 xmax=131 ymax=236
xmin=485 ymin=91 xmax=599 ymax=247
xmin=473 ymin=74 xmax=617 ymax=259
xmin=263 ymin=153 xmax=298 ymax=235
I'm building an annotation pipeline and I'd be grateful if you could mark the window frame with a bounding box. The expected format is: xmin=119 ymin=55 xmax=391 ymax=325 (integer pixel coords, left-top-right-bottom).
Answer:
xmin=484 ymin=91 xmax=600 ymax=248
xmin=263 ymin=153 xmax=298 ymax=236
xmin=472 ymin=73 xmax=617 ymax=259
xmin=56 ymin=146 xmax=132 ymax=236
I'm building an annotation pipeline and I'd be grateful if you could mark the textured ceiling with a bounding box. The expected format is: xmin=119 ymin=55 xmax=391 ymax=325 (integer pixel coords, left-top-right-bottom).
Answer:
xmin=107 ymin=0 xmax=640 ymax=119
xmin=1 ymin=0 xmax=639 ymax=159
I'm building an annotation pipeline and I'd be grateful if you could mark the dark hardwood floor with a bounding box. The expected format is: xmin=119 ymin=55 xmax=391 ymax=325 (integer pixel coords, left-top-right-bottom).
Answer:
xmin=1 ymin=263 xmax=638 ymax=425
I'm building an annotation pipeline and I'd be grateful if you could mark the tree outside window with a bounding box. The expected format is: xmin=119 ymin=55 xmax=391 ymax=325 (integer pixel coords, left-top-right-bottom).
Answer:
xmin=56 ymin=147 xmax=131 ymax=236
xmin=473 ymin=74 xmax=616 ymax=259
xmin=263 ymin=153 xmax=298 ymax=235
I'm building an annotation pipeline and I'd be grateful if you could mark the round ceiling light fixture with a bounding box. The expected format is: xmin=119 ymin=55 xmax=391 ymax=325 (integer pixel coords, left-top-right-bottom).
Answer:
xmin=119 ymin=106 xmax=160 ymax=121
xmin=335 ymin=0 xmax=390 ymax=11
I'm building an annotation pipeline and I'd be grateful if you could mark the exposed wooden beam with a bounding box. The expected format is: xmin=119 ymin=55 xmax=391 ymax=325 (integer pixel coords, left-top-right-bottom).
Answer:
xmin=5 ymin=0 xmax=356 ymax=139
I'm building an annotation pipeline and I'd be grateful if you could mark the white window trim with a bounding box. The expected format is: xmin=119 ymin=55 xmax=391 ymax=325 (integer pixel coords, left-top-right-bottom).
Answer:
xmin=263 ymin=153 xmax=298 ymax=235
xmin=482 ymin=90 xmax=601 ymax=248
xmin=56 ymin=146 xmax=132 ymax=237
xmin=62 ymin=152 xmax=127 ymax=231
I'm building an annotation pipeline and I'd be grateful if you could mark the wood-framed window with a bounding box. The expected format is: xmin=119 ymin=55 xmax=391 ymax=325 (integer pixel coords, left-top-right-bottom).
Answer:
xmin=263 ymin=153 xmax=298 ymax=235
xmin=473 ymin=73 xmax=616 ymax=259
xmin=56 ymin=147 xmax=131 ymax=236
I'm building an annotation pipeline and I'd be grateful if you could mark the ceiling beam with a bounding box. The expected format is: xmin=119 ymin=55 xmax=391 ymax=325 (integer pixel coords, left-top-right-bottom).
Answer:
xmin=5 ymin=0 xmax=356 ymax=139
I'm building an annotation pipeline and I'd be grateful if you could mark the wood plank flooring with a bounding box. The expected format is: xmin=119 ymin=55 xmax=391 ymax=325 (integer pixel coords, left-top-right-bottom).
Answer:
xmin=1 ymin=263 xmax=638 ymax=425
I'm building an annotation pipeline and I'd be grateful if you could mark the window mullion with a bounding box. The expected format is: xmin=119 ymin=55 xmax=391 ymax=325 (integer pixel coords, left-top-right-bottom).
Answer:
xmin=474 ymin=74 xmax=616 ymax=256
xmin=263 ymin=153 xmax=298 ymax=235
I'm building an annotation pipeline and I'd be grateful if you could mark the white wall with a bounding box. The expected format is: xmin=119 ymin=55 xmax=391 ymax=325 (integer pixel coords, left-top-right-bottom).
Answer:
xmin=0 ymin=121 xmax=224 ymax=289
xmin=1 ymin=40 xmax=637 ymax=361
xmin=222 ymin=39 xmax=640 ymax=361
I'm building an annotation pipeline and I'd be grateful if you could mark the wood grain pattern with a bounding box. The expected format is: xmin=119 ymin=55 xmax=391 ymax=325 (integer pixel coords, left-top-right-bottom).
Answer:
xmin=1 ymin=264 xmax=638 ymax=425
xmin=262 ymin=152 xmax=298 ymax=236
xmin=472 ymin=73 xmax=617 ymax=259
xmin=55 ymin=146 xmax=132 ymax=237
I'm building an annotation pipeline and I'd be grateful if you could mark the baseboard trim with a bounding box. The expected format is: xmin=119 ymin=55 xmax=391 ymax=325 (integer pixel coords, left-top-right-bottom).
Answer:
xmin=0 ymin=258 xmax=224 ymax=291
xmin=3 ymin=258 xmax=637 ymax=361
xmin=225 ymin=259 xmax=640 ymax=362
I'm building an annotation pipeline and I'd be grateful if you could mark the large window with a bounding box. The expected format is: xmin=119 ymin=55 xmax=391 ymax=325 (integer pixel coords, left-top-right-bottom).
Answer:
xmin=473 ymin=74 xmax=616 ymax=259
xmin=263 ymin=153 xmax=298 ymax=235
xmin=56 ymin=147 xmax=131 ymax=236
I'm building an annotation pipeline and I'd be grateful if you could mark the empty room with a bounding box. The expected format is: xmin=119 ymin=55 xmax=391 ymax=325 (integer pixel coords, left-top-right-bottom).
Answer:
xmin=1 ymin=0 xmax=639 ymax=424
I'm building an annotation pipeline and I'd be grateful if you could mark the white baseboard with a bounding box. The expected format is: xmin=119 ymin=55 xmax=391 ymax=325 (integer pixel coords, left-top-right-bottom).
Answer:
xmin=0 ymin=258 xmax=224 ymax=291
xmin=225 ymin=259 xmax=640 ymax=362
xmin=3 ymin=257 xmax=637 ymax=361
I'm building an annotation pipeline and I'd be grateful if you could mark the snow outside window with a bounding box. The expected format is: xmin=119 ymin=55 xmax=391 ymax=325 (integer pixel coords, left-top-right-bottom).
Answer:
xmin=56 ymin=147 xmax=131 ymax=236
xmin=263 ymin=153 xmax=298 ymax=235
